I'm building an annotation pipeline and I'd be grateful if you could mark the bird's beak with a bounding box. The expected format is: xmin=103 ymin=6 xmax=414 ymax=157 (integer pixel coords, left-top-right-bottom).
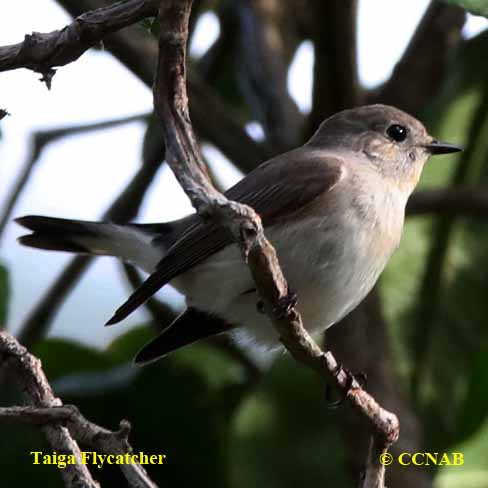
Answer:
xmin=424 ymin=140 xmax=463 ymax=155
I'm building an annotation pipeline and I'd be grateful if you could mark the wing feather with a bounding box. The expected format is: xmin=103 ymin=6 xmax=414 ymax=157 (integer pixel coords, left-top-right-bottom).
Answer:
xmin=106 ymin=150 xmax=344 ymax=325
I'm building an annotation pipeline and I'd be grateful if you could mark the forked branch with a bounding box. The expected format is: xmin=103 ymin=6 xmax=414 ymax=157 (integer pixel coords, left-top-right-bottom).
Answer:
xmin=0 ymin=332 xmax=158 ymax=488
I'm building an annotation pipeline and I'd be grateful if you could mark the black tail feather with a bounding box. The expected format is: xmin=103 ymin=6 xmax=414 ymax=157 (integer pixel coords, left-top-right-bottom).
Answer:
xmin=134 ymin=308 xmax=233 ymax=364
xmin=17 ymin=234 xmax=91 ymax=253
xmin=16 ymin=215 xmax=102 ymax=254
xmin=16 ymin=215 xmax=97 ymax=233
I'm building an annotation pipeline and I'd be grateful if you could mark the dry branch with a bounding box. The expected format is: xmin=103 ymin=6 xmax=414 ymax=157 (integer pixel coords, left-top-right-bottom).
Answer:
xmin=0 ymin=0 xmax=160 ymax=87
xmin=0 ymin=0 xmax=269 ymax=170
xmin=153 ymin=2 xmax=398 ymax=487
xmin=0 ymin=331 xmax=99 ymax=488
xmin=0 ymin=332 xmax=158 ymax=488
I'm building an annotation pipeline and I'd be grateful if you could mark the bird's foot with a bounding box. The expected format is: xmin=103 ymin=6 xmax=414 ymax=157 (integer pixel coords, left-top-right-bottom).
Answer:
xmin=272 ymin=290 xmax=298 ymax=319
xmin=325 ymin=365 xmax=368 ymax=409
xmin=256 ymin=290 xmax=298 ymax=318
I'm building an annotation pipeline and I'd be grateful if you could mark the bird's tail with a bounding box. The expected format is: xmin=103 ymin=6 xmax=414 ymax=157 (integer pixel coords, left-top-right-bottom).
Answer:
xmin=16 ymin=215 xmax=172 ymax=272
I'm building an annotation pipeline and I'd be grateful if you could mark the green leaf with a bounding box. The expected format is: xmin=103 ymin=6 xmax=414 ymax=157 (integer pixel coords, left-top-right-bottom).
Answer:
xmin=0 ymin=263 xmax=10 ymax=328
xmin=445 ymin=0 xmax=488 ymax=17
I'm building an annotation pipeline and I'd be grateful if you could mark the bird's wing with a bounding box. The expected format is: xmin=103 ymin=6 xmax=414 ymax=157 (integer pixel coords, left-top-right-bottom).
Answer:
xmin=106 ymin=149 xmax=345 ymax=325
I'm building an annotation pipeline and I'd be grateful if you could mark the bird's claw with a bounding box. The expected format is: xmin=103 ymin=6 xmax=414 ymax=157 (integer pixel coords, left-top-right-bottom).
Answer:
xmin=272 ymin=290 xmax=298 ymax=319
xmin=325 ymin=365 xmax=368 ymax=409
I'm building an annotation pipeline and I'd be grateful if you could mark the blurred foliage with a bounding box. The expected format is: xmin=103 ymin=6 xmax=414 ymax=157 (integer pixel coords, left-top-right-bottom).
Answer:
xmin=0 ymin=328 xmax=351 ymax=487
xmin=381 ymin=26 xmax=488 ymax=486
xmin=446 ymin=0 xmax=488 ymax=17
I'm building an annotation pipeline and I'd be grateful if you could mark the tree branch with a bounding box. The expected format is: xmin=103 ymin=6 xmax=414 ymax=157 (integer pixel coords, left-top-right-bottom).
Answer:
xmin=153 ymin=2 xmax=398 ymax=487
xmin=0 ymin=331 xmax=99 ymax=488
xmin=371 ymin=1 xmax=466 ymax=113
xmin=0 ymin=0 xmax=160 ymax=87
xmin=0 ymin=0 xmax=270 ymax=170
xmin=306 ymin=0 xmax=361 ymax=138
xmin=0 ymin=332 xmax=158 ymax=488
xmin=329 ymin=289 xmax=431 ymax=488
xmin=232 ymin=0 xmax=303 ymax=151
xmin=407 ymin=186 xmax=488 ymax=218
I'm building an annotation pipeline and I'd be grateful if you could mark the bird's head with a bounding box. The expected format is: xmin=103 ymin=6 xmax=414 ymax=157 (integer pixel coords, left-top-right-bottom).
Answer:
xmin=308 ymin=104 xmax=461 ymax=194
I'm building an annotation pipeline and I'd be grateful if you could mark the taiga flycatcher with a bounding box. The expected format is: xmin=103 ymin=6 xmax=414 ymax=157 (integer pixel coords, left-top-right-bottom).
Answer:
xmin=16 ymin=104 xmax=461 ymax=363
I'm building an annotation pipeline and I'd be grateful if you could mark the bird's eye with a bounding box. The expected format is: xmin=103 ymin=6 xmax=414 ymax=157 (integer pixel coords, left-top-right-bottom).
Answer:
xmin=386 ymin=124 xmax=408 ymax=142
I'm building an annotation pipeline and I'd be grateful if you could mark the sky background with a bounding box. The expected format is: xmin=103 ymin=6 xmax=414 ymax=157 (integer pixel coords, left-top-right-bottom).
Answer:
xmin=0 ymin=0 xmax=487 ymax=348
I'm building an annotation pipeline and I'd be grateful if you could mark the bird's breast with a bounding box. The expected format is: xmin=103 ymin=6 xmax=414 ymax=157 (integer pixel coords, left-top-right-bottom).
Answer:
xmin=267 ymin=182 xmax=406 ymax=336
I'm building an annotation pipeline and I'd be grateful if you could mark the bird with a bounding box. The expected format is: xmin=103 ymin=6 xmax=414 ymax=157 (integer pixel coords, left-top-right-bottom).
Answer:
xmin=16 ymin=104 xmax=461 ymax=364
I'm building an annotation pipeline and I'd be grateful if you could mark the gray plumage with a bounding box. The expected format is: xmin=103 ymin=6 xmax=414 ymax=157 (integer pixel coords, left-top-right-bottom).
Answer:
xmin=16 ymin=105 xmax=461 ymax=362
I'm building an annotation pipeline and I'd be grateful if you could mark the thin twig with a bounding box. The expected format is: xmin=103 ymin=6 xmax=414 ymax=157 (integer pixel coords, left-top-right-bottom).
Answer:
xmin=153 ymin=3 xmax=398 ymax=488
xmin=0 ymin=332 xmax=158 ymax=488
xmin=17 ymin=117 xmax=165 ymax=348
xmin=17 ymin=256 xmax=92 ymax=349
xmin=0 ymin=112 xmax=148 ymax=241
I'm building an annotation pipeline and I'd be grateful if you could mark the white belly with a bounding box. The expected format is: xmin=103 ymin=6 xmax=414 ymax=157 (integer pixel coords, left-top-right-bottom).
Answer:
xmin=172 ymin=197 xmax=403 ymax=352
